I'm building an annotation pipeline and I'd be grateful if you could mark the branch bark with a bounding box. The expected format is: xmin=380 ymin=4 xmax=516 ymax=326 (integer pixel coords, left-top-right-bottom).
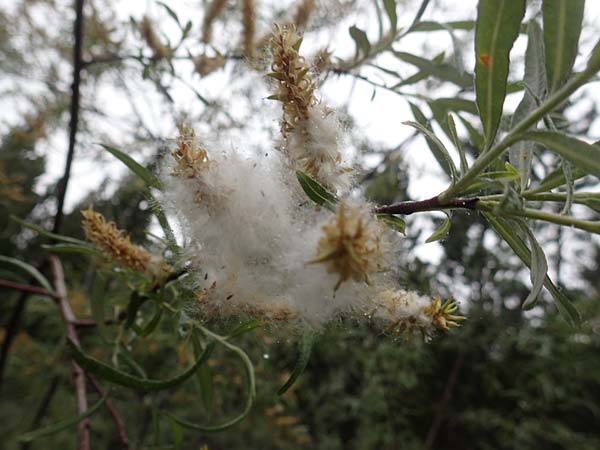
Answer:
xmin=53 ymin=0 xmax=85 ymax=234
xmin=375 ymin=195 xmax=480 ymax=215
xmin=0 ymin=279 xmax=56 ymax=298
xmin=87 ymin=374 xmax=130 ymax=449
xmin=49 ymin=255 xmax=90 ymax=450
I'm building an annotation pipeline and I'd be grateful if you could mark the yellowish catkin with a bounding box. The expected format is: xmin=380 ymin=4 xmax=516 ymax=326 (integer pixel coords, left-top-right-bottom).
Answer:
xmin=292 ymin=0 xmax=316 ymax=30
xmin=255 ymin=0 xmax=316 ymax=51
xmin=241 ymin=0 xmax=256 ymax=59
xmin=269 ymin=24 xmax=316 ymax=134
xmin=81 ymin=208 xmax=152 ymax=273
xmin=202 ymin=0 xmax=228 ymax=44
xmin=193 ymin=54 xmax=226 ymax=77
xmin=170 ymin=124 xmax=212 ymax=178
xmin=309 ymin=203 xmax=387 ymax=290
xmin=423 ymin=296 xmax=466 ymax=332
xmin=374 ymin=290 xmax=465 ymax=338
xmin=139 ymin=15 xmax=169 ymax=59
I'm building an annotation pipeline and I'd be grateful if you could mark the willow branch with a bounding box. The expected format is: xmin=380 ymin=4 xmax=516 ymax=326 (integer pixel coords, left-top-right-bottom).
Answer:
xmin=49 ymin=255 xmax=90 ymax=450
xmin=53 ymin=0 xmax=85 ymax=234
xmin=375 ymin=195 xmax=480 ymax=215
xmin=87 ymin=374 xmax=130 ymax=449
xmin=0 ymin=279 xmax=57 ymax=298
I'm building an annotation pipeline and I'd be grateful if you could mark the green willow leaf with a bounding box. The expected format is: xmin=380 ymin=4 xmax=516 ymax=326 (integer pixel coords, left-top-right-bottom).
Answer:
xmin=483 ymin=214 xmax=580 ymax=325
xmin=520 ymin=225 xmax=548 ymax=309
xmin=526 ymin=165 xmax=587 ymax=194
xmin=403 ymin=117 xmax=458 ymax=181
xmin=410 ymin=20 xmax=475 ymax=33
xmin=41 ymin=243 xmax=103 ymax=257
xmin=227 ymin=319 xmax=263 ymax=339
xmin=392 ymin=51 xmax=472 ymax=88
xmin=11 ymin=215 xmax=88 ymax=245
xmin=521 ymin=131 xmax=600 ymax=178
xmin=447 ymin=114 xmax=468 ymax=175
xmin=147 ymin=193 xmax=180 ymax=258
xmin=543 ymin=0 xmax=585 ymax=93
xmin=278 ymin=327 xmax=315 ymax=395
xmin=67 ymin=338 xmax=215 ymax=392
xmin=383 ymin=0 xmax=397 ymax=34
xmin=166 ymin=326 xmax=256 ymax=432
xmin=349 ymin=26 xmax=371 ymax=58
xmin=18 ymin=397 xmax=106 ymax=443
xmin=0 ymin=255 xmax=55 ymax=294
xmin=375 ymin=214 xmax=406 ymax=235
xmin=425 ymin=213 xmax=451 ymax=243
xmin=296 ymin=171 xmax=338 ymax=210
xmin=90 ymin=274 xmax=108 ymax=339
xmin=510 ymin=20 xmax=546 ymax=191
xmin=475 ymin=0 xmax=526 ymax=147
xmin=191 ymin=333 xmax=214 ymax=411
xmin=99 ymin=144 xmax=163 ymax=190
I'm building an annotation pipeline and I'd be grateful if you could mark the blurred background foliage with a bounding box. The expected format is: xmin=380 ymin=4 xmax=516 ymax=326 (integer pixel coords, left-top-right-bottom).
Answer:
xmin=1 ymin=0 xmax=600 ymax=449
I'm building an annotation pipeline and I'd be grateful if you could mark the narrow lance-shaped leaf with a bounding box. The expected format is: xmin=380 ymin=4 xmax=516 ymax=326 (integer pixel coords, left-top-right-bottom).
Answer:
xmin=296 ymin=171 xmax=338 ymax=210
xmin=475 ymin=0 xmax=526 ymax=148
xmin=404 ymin=113 xmax=458 ymax=181
xmin=0 ymin=255 xmax=55 ymax=294
xmin=425 ymin=212 xmax=451 ymax=243
xmin=100 ymin=144 xmax=163 ymax=190
xmin=447 ymin=114 xmax=468 ymax=175
xmin=67 ymin=338 xmax=215 ymax=392
xmin=166 ymin=326 xmax=256 ymax=432
xmin=393 ymin=51 xmax=472 ymax=88
xmin=383 ymin=0 xmax=397 ymax=34
xmin=519 ymin=225 xmax=548 ymax=309
xmin=521 ymin=131 xmax=600 ymax=178
xmin=18 ymin=397 xmax=106 ymax=443
xmin=278 ymin=327 xmax=316 ymax=395
xmin=509 ymin=20 xmax=546 ymax=191
xmin=349 ymin=26 xmax=371 ymax=58
xmin=543 ymin=0 xmax=585 ymax=93
xmin=483 ymin=213 xmax=580 ymax=325
xmin=11 ymin=215 xmax=88 ymax=245
xmin=41 ymin=243 xmax=104 ymax=257
xmin=375 ymin=214 xmax=406 ymax=235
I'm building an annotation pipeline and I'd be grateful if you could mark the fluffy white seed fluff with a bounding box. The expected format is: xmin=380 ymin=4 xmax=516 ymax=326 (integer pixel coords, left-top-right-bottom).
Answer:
xmin=284 ymin=104 xmax=353 ymax=192
xmin=161 ymin=145 xmax=376 ymax=325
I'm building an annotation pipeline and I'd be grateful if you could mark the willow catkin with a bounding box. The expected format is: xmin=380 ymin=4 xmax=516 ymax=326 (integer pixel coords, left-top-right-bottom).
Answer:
xmin=139 ymin=15 xmax=169 ymax=59
xmin=241 ymin=0 xmax=256 ymax=58
xmin=202 ymin=0 xmax=228 ymax=44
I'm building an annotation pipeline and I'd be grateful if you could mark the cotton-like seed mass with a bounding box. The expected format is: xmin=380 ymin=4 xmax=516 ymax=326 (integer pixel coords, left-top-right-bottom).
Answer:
xmin=155 ymin=23 xmax=465 ymax=336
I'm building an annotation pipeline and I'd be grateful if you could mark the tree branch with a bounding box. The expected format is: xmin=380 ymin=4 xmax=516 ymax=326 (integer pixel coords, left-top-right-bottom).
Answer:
xmin=0 ymin=279 xmax=57 ymax=298
xmin=49 ymin=255 xmax=90 ymax=450
xmin=87 ymin=374 xmax=130 ymax=449
xmin=53 ymin=0 xmax=85 ymax=234
xmin=375 ymin=195 xmax=480 ymax=215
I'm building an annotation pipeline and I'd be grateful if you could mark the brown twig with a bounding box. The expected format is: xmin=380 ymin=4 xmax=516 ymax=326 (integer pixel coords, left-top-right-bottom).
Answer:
xmin=49 ymin=255 xmax=90 ymax=450
xmin=87 ymin=374 xmax=130 ymax=449
xmin=424 ymin=352 xmax=466 ymax=449
xmin=0 ymin=279 xmax=57 ymax=298
xmin=375 ymin=195 xmax=480 ymax=215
